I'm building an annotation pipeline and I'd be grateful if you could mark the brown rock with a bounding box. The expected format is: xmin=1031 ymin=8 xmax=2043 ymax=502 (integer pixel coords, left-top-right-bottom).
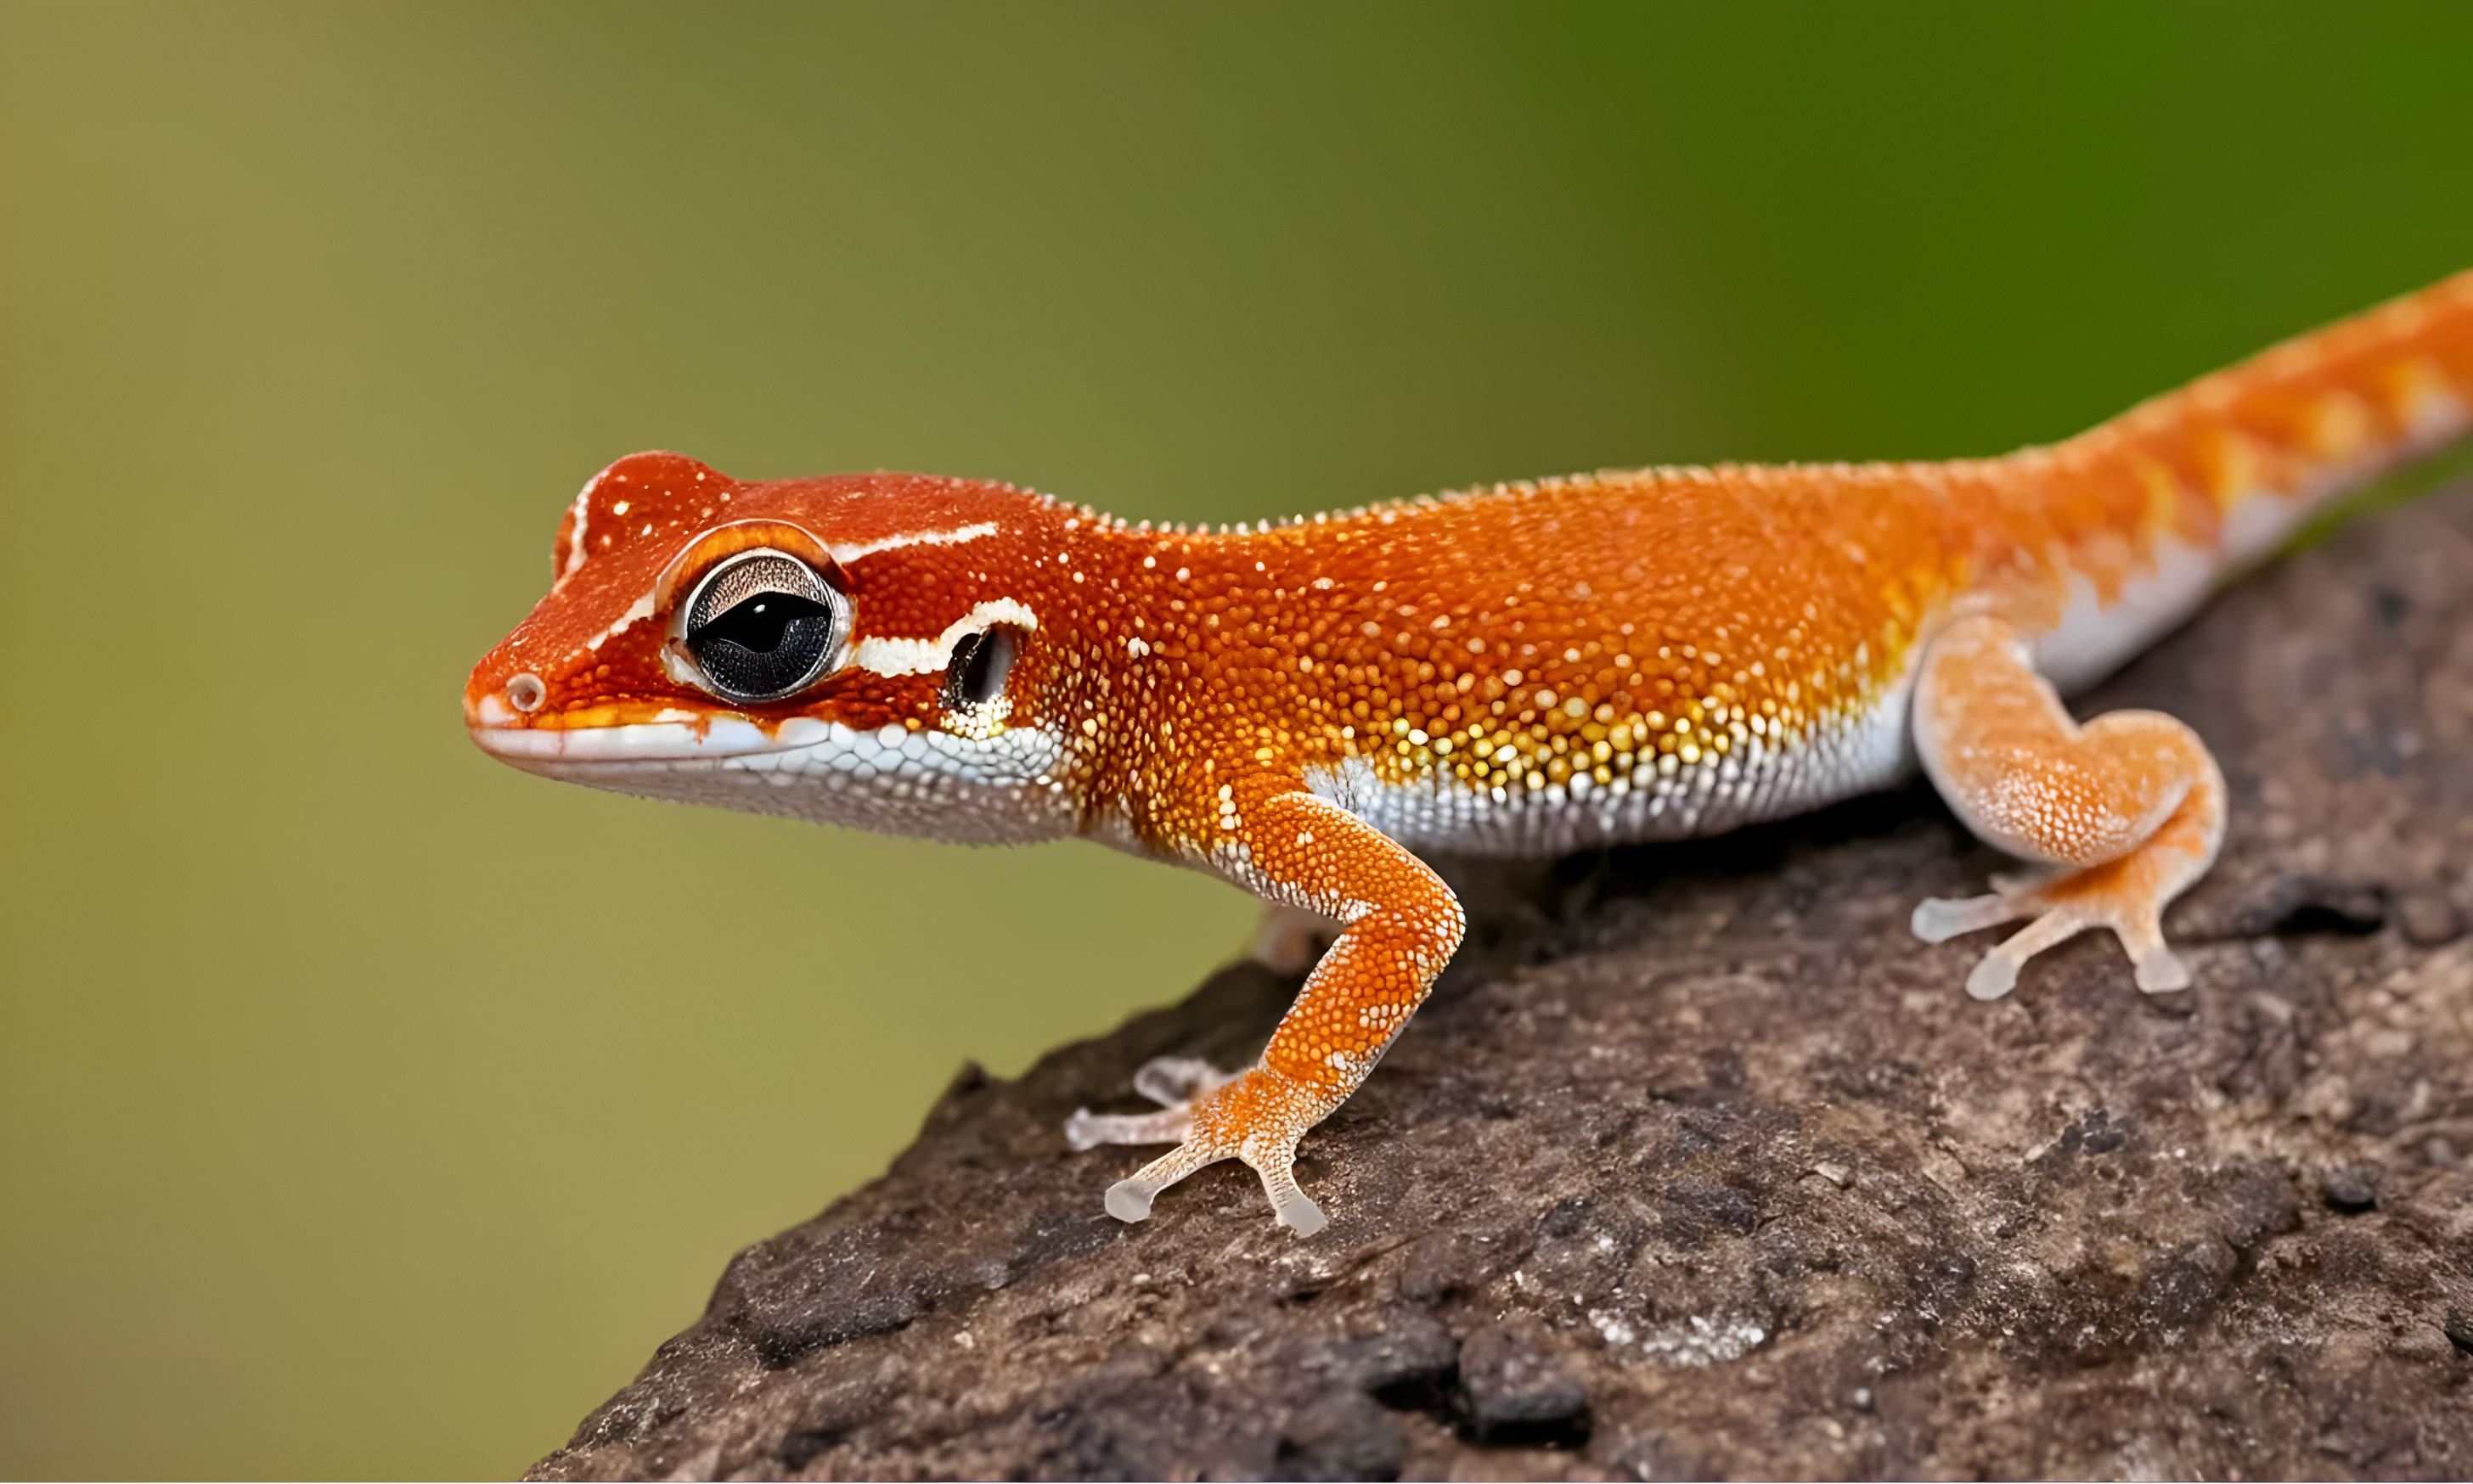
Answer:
xmin=1457 ymin=1318 xmax=1589 ymax=1446
xmin=533 ymin=484 xmax=2473 ymax=1481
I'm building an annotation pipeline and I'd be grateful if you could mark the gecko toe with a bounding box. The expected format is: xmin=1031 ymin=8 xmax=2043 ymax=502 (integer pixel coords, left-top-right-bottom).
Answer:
xmin=1105 ymin=1176 xmax=1162 ymax=1223
xmin=1066 ymin=1057 xmax=1243 ymax=1150
xmin=1965 ymin=952 xmax=2022 ymax=1001
xmin=1063 ymin=1105 xmax=1193 ymax=1150
xmin=1254 ymin=1159 xmax=1327 ymax=1235
xmin=2134 ymin=945 xmax=2191 ymax=992
xmin=1101 ymin=1138 xmax=1223 ymax=1224
xmin=1913 ymin=892 xmax=2030 ymax=944
xmin=1079 ymin=1065 xmax=1339 ymax=1234
xmin=1132 ymin=1055 xmax=1233 ymax=1107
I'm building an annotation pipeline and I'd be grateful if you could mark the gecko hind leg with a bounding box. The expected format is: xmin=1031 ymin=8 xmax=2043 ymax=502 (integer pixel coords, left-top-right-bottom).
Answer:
xmin=1912 ymin=615 xmax=2227 ymax=1001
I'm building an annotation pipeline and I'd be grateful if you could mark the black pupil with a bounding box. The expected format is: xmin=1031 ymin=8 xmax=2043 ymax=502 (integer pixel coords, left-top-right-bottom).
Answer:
xmin=701 ymin=593 xmax=825 ymax=654
xmin=689 ymin=591 xmax=835 ymax=700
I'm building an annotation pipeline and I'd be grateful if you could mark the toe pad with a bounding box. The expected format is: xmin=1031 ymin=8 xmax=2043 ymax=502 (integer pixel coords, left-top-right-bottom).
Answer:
xmin=1105 ymin=1178 xmax=1158 ymax=1223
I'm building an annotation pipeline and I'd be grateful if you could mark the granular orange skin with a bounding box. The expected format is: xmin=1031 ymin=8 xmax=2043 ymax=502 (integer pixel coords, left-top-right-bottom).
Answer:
xmin=467 ymin=270 xmax=2473 ymax=1234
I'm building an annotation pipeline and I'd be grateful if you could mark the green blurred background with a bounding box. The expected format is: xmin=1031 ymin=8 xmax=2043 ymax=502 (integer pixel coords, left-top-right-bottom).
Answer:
xmin=3 ymin=2 xmax=2467 ymax=1476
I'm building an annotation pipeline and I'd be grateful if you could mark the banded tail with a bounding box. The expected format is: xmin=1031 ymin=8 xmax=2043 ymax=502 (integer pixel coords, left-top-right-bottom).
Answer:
xmin=2060 ymin=270 xmax=2472 ymax=561
xmin=1989 ymin=269 xmax=2473 ymax=690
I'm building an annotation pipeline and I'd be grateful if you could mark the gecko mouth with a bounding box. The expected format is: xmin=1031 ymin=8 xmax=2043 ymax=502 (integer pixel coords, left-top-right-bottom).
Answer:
xmin=468 ymin=713 xmax=1073 ymax=788
xmin=469 ymin=716 xmax=832 ymax=770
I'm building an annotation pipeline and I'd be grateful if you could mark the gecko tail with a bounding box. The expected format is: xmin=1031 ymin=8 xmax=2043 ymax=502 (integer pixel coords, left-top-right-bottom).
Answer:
xmin=1987 ymin=269 xmax=2473 ymax=696
xmin=2059 ymin=269 xmax=2473 ymax=559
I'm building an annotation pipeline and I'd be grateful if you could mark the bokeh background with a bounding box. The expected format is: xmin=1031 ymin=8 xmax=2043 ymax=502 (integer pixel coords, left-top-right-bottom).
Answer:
xmin=3 ymin=3 xmax=2468 ymax=1476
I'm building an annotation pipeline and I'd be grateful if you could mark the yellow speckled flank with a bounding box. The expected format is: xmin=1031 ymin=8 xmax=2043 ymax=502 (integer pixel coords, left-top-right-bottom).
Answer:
xmin=468 ymin=269 xmax=2473 ymax=1234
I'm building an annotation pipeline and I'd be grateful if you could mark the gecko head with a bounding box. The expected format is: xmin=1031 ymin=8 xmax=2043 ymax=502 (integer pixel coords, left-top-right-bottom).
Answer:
xmin=463 ymin=452 xmax=1077 ymax=840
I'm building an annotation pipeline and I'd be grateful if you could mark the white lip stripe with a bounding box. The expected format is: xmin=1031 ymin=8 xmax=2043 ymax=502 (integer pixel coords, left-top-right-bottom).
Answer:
xmin=850 ymin=598 xmax=1039 ymax=677
xmin=474 ymin=717 xmax=774 ymax=762
xmin=827 ymin=522 xmax=1000 ymax=565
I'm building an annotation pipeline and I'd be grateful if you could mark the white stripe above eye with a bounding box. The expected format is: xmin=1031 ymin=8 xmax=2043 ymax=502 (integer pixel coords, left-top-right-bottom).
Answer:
xmin=848 ymin=598 xmax=1039 ymax=677
xmin=827 ymin=521 xmax=1000 ymax=565
xmin=557 ymin=471 xmax=603 ymax=582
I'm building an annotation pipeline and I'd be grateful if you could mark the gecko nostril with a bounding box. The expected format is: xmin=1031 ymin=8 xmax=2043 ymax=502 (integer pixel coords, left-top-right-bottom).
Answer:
xmin=506 ymin=673 xmax=546 ymax=712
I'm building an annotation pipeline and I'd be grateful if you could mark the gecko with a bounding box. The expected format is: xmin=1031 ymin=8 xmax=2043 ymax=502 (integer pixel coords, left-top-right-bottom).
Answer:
xmin=465 ymin=271 xmax=2472 ymax=1237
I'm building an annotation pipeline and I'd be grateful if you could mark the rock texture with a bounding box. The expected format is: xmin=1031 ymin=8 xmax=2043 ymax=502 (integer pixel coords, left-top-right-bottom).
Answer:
xmin=533 ymin=484 xmax=2473 ymax=1481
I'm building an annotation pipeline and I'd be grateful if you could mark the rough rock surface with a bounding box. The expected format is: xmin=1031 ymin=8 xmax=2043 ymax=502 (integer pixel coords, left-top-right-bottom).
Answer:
xmin=533 ymin=484 xmax=2473 ymax=1481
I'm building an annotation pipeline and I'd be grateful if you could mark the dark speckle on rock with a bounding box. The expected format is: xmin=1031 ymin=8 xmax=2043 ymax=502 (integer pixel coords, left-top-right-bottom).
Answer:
xmin=1656 ymin=1178 xmax=1760 ymax=1245
xmin=2199 ymin=1164 xmax=2302 ymax=1254
xmin=1293 ymin=1312 xmax=1458 ymax=1404
xmin=527 ymin=486 xmax=2473 ymax=1481
xmin=774 ymin=1431 xmax=835 ymax=1474
xmin=2318 ymin=1164 xmax=2379 ymax=1212
xmin=2055 ymin=1107 xmax=2129 ymax=1156
xmin=1538 ymin=1195 xmax=1593 ymax=1239
xmin=1456 ymin=1320 xmax=1589 ymax=1446
xmin=2228 ymin=872 xmax=2387 ymax=937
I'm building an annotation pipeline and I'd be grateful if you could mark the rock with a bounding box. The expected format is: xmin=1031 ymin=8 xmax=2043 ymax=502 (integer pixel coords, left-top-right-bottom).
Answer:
xmin=532 ymin=483 xmax=2473 ymax=1481
xmin=1456 ymin=1319 xmax=1589 ymax=1446
xmin=1269 ymin=1392 xmax=1405 ymax=1483
xmin=2320 ymin=1164 xmax=2380 ymax=1212
xmin=2395 ymin=889 xmax=2463 ymax=947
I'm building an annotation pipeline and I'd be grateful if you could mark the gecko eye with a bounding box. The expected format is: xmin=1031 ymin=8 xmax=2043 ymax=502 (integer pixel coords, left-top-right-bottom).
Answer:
xmin=944 ymin=627 xmax=1016 ymax=709
xmin=681 ymin=550 xmax=847 ymax=704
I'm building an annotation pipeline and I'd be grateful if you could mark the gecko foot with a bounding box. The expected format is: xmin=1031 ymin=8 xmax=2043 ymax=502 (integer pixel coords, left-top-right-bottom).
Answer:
xmin=1912 ymin=827 xmax=2203 ymax=1002
xmin=1911 ymin=613 xmax=2226 ymax=1004
xmin=1064 ymin=1060 xmax=1332 ymax=1236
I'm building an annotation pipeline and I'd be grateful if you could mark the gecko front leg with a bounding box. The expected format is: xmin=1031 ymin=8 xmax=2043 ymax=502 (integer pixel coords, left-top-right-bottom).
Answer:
xmin=1065 ymin=783 xmax=1465 ymax=1235
xmin=1910 ymin=613 xmax=2227 ymax=999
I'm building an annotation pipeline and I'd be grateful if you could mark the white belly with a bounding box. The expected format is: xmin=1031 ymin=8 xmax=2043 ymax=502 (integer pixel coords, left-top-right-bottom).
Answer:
xmin=1304 ymin=680 xmax=1918 ymax=858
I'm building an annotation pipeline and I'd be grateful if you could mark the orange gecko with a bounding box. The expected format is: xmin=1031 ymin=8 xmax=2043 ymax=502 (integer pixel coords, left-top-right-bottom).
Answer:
xmin=466 ymin=272 xmax=2473 ymax=1236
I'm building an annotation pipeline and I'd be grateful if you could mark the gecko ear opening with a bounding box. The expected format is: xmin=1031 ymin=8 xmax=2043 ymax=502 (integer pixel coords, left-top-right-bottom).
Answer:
xmin=944 ymin=627 xmax=1017 ymax=710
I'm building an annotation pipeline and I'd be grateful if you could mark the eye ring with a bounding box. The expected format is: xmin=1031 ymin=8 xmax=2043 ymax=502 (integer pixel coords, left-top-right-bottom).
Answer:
xmin=677 ymin=548 xmax=849 ymax=704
